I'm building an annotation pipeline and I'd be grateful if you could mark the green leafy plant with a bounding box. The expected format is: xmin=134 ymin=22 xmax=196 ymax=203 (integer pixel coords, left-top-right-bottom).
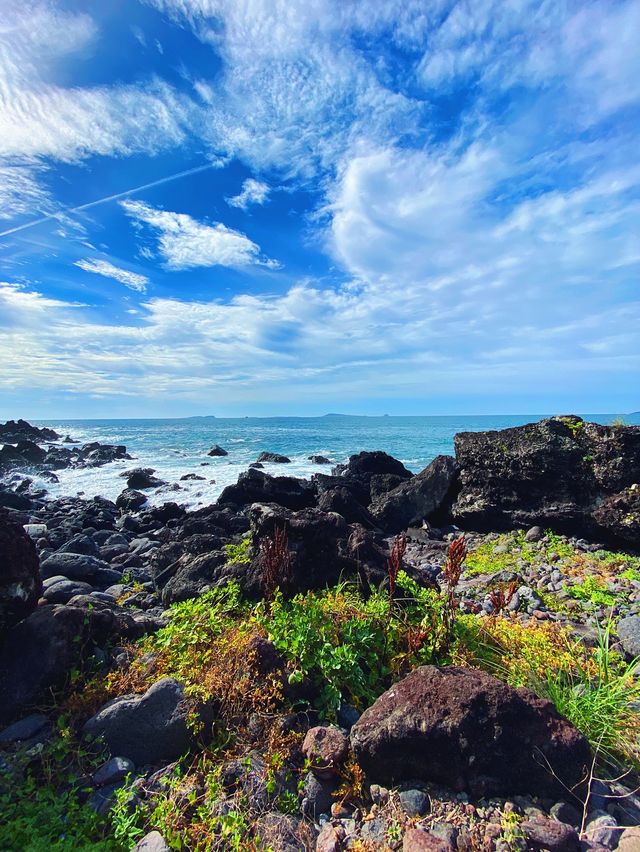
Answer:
xmin=223 ymin=536 xmax=253 ymax=565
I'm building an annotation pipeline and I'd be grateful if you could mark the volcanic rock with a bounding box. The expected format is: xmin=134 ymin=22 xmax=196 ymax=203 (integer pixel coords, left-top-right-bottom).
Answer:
xmin=0 ymin=509 xmax=41 ymax=632
xmin=350 ymin=665 xmax=591 ymax=799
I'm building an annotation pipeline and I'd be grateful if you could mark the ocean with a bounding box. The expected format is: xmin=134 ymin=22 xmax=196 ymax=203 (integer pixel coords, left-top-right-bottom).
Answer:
xmin=30 ymin=414 xmax=627 ymax=509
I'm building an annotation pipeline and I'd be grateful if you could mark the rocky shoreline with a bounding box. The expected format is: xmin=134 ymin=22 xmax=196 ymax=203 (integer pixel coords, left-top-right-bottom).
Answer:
xmin=1 ymin=415 xmax=639 ymax=851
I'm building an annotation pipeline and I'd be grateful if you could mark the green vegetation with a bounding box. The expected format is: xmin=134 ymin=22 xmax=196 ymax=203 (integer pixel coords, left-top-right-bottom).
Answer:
xmin=222 ymin=535 xmax=253 ymax=565
xmin=4 ymin=534 xmax=640 ymax=850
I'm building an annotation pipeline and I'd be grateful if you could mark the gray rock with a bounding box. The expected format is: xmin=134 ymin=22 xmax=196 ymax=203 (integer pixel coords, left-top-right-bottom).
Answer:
xmin=585 ymin=811 xmax=618 ymax=848
xmin=361 ymin=818 xmax=386 ymax=845
xmin=92 ymin=756 xmax=135 ymax=787
xmin=56 ymin=534 xmax=99 ymax=557
xmin=525 ymin=526 xmax=544 ymax=542
xmin=301 ymin=771 xmax=337 ymax=818
xmin=40 ymin=552 xmax=121 ymax=587
xmin=83 ymin=678 xmax=192 ymax=765
xmin=399 ymin=787 xmax=430 ymax=816
xmin=0 ymin=713 xmax=49 ymax=743
xmin=369 ymin=455 xmax=458 ymax=533
xmin=550 ymin=801 xmax=582 ymax=828
xmin=618 ymin=827 xmax=640 ymax=852
xmin=617 ymin=615 xmax=640 ymax=659
xmin=42 ymin=579 xmax=94 ymax=604
xmin=133 ymin=831 xmax=171 ymax=851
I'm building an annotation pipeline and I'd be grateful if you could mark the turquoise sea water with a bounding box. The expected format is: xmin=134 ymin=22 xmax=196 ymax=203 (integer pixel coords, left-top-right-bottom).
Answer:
xmin=32 ymin=413 xmax=626 ymax=509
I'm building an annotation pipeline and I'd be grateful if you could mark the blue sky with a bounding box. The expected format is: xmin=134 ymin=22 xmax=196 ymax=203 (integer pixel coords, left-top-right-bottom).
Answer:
xmin=0 ymin=0 xmax=638 ymax=418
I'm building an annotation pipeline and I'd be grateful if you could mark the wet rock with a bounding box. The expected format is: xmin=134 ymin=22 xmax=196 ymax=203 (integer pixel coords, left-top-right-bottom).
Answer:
xmin=350 ymin=665 xmax=591 ymax=799
xmin=123 ymin=468 xmax=167 ymax=490
xmin=116 ymin=489 xmax=148 ymax=512
xmin=180 ymin=473 xmax=205 ymax=481
xmin=83 ymin=678 xmax=192 ymax=766
xmin=369 ymin=455 xmax=458 ymax=533
xmin=256 ymin=452 xmax=291 ymax=464
xmin=208 ymin=445 xmax=228 ymax=457
xmin=309 ymin=455 xmax=331 ymax=464
xmin=0 ymin=419 xmax=60 ymax=443
xmin=0 ymin=508 xmax=41 ymax=632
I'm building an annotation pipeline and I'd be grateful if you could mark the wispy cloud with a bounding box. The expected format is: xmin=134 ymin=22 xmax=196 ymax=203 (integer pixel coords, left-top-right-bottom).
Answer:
xmin=226 ymin=178 xmax=270 ymax=210
xmin=120 ymin=200 xmax=279 ymax=270
xmin=74 ymin=259 xmax=149 ymax=292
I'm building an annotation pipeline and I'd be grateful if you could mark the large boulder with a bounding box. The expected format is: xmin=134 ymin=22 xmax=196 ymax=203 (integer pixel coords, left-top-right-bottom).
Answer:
xmin=218 ymin=468 xmax=316 ymax=511
xmin=159 ymin=550 xmax=227 ymax=605
xmin=237 ymin=504 xmax=387 ymax=596
xmin=83 ymin=678 xmax=193 ymax=766
xmin=452 ymin=416 xmax=640 ymax=543
xmin=123 ymin=468 xmax=166 ymax=490
xmin=350 ymin=665 xmax=591 ymax=799
xmin=334 ymin=451 xmax=413 ymax=481
xmin=40 ymin=552 xmax=121 ymax=588
xmin=116 ymin=489 xmax=148 ymax=512
xmin=369 ymin=455 xmax=458 ymax=533
xmin=256 ymin=452 xmax=291 ymax=464
xmin=0 ymin=419 xmax=60 ymax=443
xmin=0 ymin=510 xmax=41 ymax=632
xmin=0 ymin=604 xmax=121 ymax=724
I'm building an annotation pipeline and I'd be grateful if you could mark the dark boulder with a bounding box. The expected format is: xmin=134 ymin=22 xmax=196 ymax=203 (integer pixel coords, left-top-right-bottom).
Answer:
xmin=83 ymin=678 xmax=193 ymax=766
xmin=0 ymin=603 xmax=123 ymax=724
xmin=350 ymin=665 xmax=591 ymax=799
xmin=123 ymin=468 xmax=167 ymax=490
xmin=333 ymin=450 xmax=412 ymax=481
xmin=0 ymin=419 xmax=60 ymax=443
xmin=116 ymin=489 xmax=148 ymax=512
xmin=218 ymin=468 xmax=316 ymax=511
xmin=238 ymin=503 xmax=387 ymax=596
xmin=369 ymin=473 xmax=407 ymax=502
xmin=256 ymin=452 xmax=291 ymax=464
xmin=77 ymin=443 xmax=131 ymax=468
xmin=14 ymin=440 xmax=47 ymax=464
xmin=592 ymin=486 xmax=640 ymax=548
xmin=316 ymin=487 xmax=376 ymax=527
xmin=0 ymin=488 xmax=33 ymax=510
xmin=369 ymin=455 xmax=458 ymax=533
xmin=309 ymin=455 xmax=331 ymax=464
xmin=452 ymin=416 xmax=640 ymax=543
xmin=180 ymin=473 xmax=205 ymax=481
xmin=0 ymin=509 xmax=41 ymax=632
xmin=40 ymin=552 xmax=121 ymax=588
xmin=55 ymin=533 xmax=100 ymax=557
xmin=42 ymin=579 xmax=95 ymax=604
xmin=208 ymin=445 xmax=228 ymax=457
xmin=159 ymin=550 xmax=227 ymax=605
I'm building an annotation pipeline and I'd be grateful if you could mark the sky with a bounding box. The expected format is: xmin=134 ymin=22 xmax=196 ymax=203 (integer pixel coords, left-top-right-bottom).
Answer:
xmin=0 ymin=0 xmax=638 ymax=418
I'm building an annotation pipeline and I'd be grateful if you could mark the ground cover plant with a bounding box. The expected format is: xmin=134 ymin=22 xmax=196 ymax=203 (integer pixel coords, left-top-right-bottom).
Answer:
xmin=2 ymin=531 xmax=639 ymax=850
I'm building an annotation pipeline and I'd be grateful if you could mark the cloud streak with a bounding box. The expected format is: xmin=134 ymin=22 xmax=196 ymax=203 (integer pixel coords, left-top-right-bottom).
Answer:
xmin=74 ymin=259 xmax=149 ymax=292
xmin=120 ymin=200 xmax=279 ymax=270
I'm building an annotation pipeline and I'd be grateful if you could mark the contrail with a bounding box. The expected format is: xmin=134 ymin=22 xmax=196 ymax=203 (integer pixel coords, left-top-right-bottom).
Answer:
xmin=0 ymin=162 xmax=217 ymax=238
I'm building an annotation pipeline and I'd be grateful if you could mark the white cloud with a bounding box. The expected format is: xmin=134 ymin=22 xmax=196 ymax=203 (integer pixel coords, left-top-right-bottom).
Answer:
xmin=120 ymin=200 xmax=278 ymax=269
xmin=74 ymin=259 xmax=149 ymax=292
xmin=0 ymin=3 xmax=194 ymax=219
xmin=226 ymin=178 xmax=270 ymax=209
